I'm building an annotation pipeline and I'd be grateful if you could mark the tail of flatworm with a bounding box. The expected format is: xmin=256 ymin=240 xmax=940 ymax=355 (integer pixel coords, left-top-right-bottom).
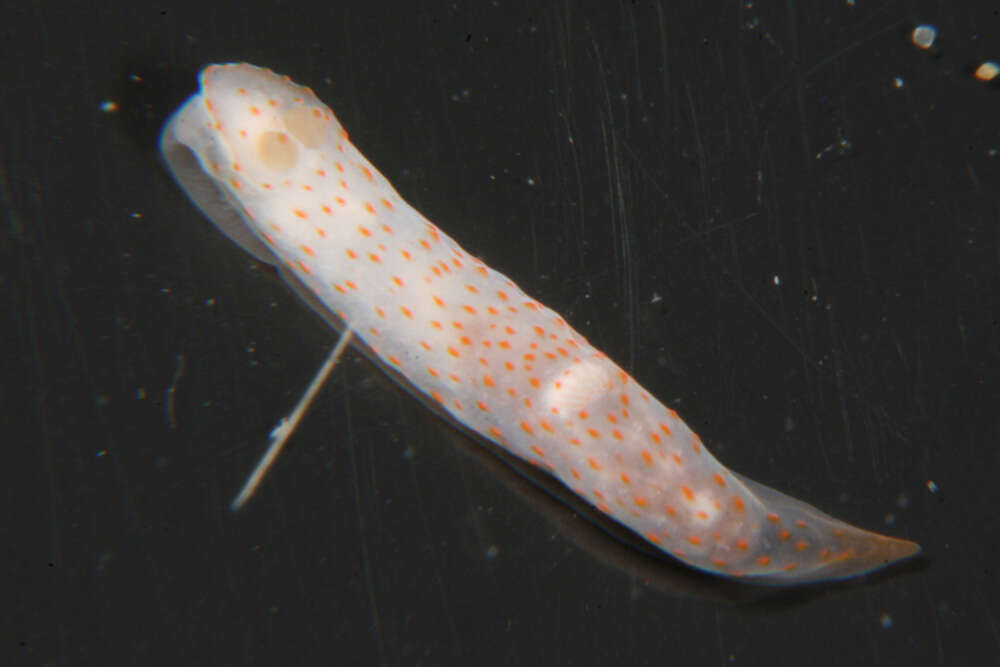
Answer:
xmin=160 ymin=62 xmax=920 ymax=586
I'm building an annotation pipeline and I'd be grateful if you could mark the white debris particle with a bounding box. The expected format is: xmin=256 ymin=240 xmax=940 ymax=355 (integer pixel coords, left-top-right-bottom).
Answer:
xmin=100 ymin=100 xmax=119 ymax=113
xmin=911 ymin=25 xmax=937 ymax=50
xmin=879 ymin=612 xmax=894 ymax=629
xmin=893 ymin=77 xmax=904 ymax=89
xmin=975 ymin=61 xmax=999 ymax=82
xmin=927 ymin=480 xmax=938 ymax=493
xmin=772 ymin=274 xmax=781 ymax=286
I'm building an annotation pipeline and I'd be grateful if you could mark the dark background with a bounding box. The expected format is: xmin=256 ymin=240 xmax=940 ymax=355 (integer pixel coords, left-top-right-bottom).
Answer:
xmin=4 ymin=1 xmax=999 ymax=665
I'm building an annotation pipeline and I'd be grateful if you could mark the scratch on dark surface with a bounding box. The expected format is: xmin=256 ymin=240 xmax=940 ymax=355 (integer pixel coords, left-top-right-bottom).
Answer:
xmin=165 ymin=354 xmax=184 ymax=429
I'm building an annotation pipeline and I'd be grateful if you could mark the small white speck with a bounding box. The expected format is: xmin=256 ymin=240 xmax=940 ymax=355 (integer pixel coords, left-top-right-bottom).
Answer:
xmin=912 ymin=25 xmax=937 ymax=50
xmin=136 ymin=387 xmax=146 ymax=400
xmin=130 ymin=212 xmax=142 ymax=219
xmin=893 ymin=77 xmax=904 ymax=88
xmin=526 ymin=177 xmax=536 ymax=186
xmin=879 ymin=612 xmax=893 ymax=629
xmin=927 ymin=480 xmax=938 ymax=493
xmin=975 ymin=61 xmax=999 ymax=82
xmin=772 ymin=275 xmax=781 ymax=286
xmin=129 ymin=74 xmax=143 ymax=82
xmin=650 ymin=292 xmax=662 ymax=304
xmin=100 ymin=100 xmax=119 ymax=113
xmin=486 ymin=545 xmax=499 ymax=558
xmin=205 ymin=298 xmax=216 ymax=307
xmin=96 ymin=449 xmax=107 ymax=458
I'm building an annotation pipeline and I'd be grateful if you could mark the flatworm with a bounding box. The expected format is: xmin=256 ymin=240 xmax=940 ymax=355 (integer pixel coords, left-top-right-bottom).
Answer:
xmin=160 ymin=63 xmax=919 ymax=584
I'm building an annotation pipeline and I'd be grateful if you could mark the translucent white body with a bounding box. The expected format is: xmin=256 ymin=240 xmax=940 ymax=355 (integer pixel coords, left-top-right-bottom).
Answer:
xmin=160 ymin=63 xmax=919 ymax=584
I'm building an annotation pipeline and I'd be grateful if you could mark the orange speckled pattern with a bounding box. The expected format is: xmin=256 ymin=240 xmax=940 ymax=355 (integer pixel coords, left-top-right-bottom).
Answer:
xmin=160 ymin=63 xmax=919 ymax=584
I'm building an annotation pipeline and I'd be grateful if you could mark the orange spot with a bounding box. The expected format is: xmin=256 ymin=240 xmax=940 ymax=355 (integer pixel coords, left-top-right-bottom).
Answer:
xmin=651 ymin=432 xmax=662 ymax=444
xmin=520 ymin=421 xmax=534 ymax=435
xmin=587 ymin=457 xmax=602 ymax=470
xmin=612 ymin=430 xmax=623 ymax=440
xmin=646 ymin=532 xmax=662 ymax=545
xmin=681 ymin=486 xmax=695 ymax=502
xmin=758 ymin=556 xmax=772 ymax=566
xmin=460 ymin=336 xmax=472 ymax=346
xmin=448 ymin=347 xmax=460 ymax=358
xmin=530 ymin=378 xmax=541 ymax=388
xmin=427 ymin=367 xmax=440 ymax=378
xmin=483 ymin=375 xmax=496 ymax=387
xmin=420 ymin=341 xmax=431 ymax=351
xmin=571 ymin=469 xmax=581 ymax=480
xmin=659 ymin=422 xmax=672 ymax=436
xmin=400 ymin=306 xmax=413 ymax=319
xmin=732 ymin=496 xmax=746 ymax=512
xmin=293 ymin=209 xmax=308 ymax=219
xmin=388 ymin=356 xmax=402 ymax=366
xmin=463 ymin=305 xmax=477 ymax=314
xmin=711 ymin=558 xmax=728 ymax=568
xmin=345 ymin=280 xmax=357 ymax=290
xmin=713 ymin=473 xmax=726 ymax=487
xmin=531 ymin=445 xmax=546 ymax=458
xmin=368 ymin=253 xmax=381 ymax=263
xmin=737 ymin=539 xmax=749 ymax=550
xmin=688 ymin=536 xmax=702 ymax=546
xmin=489 ymin=426 xmax=503 ymax=438
xmin=346 ymin=249 xmax=358 ymax=259
xmin=431 ymin=390 xmax=444 ymax=404
xmin=358 ymin=225 xmax=372 ymax=237
xmin=641 ymin=450 xmax=654 ymax=465
xmin=401 ymin=249 xmax=412 ymax=260
xmin=666 ymin=505 xmax=677 ymax=517
xmin=587 ymin=428 xmax=601 ymax=438
xmin=476 ymin=401 xmax=489 ymax=412
xmin=433 ymin=296 xmax=445 ymax=307
xmin=672 ymin=453 xmax=684 ymax=465
xmin=783 ymin=563 xmax=799 ymax=572
xmin=796 ymin=540 xmax=809 ymax=551
xmin=767 ymin=513 xmax=781 ymax=524
xmin=540 ymin=420 xmax=554 ymax=433
xmin=620 ymin=473 xmax=632 ymax=484
xmin=779 ymin=530 xmax=791 ymax=541
xmin=300 ymin=245 xmax=316 ymax=257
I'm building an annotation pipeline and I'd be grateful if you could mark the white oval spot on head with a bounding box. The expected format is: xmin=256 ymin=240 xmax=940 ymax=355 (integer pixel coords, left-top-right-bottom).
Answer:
xmin=257 ymin=131 xmax=298 ymax=171
xmin=283 ymin=105 xmax=330 ymax=148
